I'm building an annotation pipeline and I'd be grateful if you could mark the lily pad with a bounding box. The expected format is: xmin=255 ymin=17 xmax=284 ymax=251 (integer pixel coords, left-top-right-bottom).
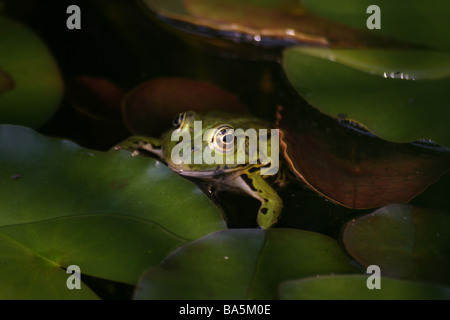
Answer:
xmin=122 ymin=78 xmax=248 ymax=136
xmin=0 ymin=16 xmax=63 ymax=128
xmin=343 ymin=204 xmax=450 ymax=286
xmin=134 ymin=229 xmax=359 ymax=300
xmin=276 ymin=103 xmax=450 ymax=209
xmin=279 ymin=275 xmax=450 ymax=300
xmin=283 ymin=47 xmax=450 ymax=147
xmin=140 ymin=0 xmax=386 ymax=47
xmin=0 ymin=230 xmax=100 ymax=300
xmin=0 ymin=125 xmax=226 ymax=297
xmin=66 ymin=76 xmax=124 ymax=121
xmin=411 ymin=171 xmax=450 ymax=214
xmin=302 ymin=0 xmax=450 ymax=51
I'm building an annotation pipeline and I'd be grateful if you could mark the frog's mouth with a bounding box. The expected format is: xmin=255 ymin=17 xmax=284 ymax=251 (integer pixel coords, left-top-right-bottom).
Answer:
xmin=168 ymin=163 xmax=249 ymax=178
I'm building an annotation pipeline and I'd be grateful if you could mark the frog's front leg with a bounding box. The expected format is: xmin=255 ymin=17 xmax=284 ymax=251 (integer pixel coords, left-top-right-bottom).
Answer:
xmin=239 ymin=171 xmax=283 ymax=230
xmin=111 ymin=136 xmax=163 ymax=159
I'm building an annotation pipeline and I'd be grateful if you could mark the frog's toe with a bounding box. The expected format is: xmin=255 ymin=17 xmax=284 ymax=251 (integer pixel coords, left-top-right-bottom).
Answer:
xmin=110 ymin=136 xmax=163 ymax=158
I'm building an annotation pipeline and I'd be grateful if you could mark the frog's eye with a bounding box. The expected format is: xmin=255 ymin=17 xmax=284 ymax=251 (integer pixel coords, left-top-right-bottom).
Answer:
xmin=213 ymin=125 xmax=235 ymax=152
xmin=172 ymin=113 xmax=185 ymax=127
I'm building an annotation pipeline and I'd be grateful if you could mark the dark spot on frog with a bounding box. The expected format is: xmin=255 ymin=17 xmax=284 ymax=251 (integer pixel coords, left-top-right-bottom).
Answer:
xmin=111 ymin=178 xmax=129 ymax=189
xmin=261 ymin=208 xmax=268 ymax=215
xmin=241 ymin=174 xmax=258 ymax=192
xmin=248 ymin=167 xmax=260 ymax=174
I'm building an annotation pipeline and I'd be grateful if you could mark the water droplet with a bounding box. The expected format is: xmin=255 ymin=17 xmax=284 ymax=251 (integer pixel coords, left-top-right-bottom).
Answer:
xmin=383 ymin=71 xmax=416 ymax=81
xmin=285 ymin=29 xmax=295 ymax=36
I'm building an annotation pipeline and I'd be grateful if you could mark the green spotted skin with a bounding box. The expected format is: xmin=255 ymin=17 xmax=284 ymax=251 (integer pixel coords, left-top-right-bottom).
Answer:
xmin=114 ymin=111 xmax=285 ymax=229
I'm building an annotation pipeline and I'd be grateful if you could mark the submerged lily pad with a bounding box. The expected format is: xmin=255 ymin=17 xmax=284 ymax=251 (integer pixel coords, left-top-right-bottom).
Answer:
xmin=277 ymin=103 xmax=450 ymax=209
xmin=134 ymin=229 xmax=359 ymax=300
xmin=279 ymin=275 xmax=450 ymax=300
xmin=0 ymin=16 xmax=63 ymax=128
xmin=122 ymin=78 xmax=248 ymax=136
xmin=140 ymin=0 xmax=387 ymax=47
xmin=283 ymin=47 xmax=450 ymax=147
xmin=343 ymin=204 xmax=450 ymax=286
xmin=66 ymin=76 xmax=124 ymax=121
xmin=302 ymin=0 xmax=450 ymax=51
xmin=0 ymin=125 xmax=225 ymax=298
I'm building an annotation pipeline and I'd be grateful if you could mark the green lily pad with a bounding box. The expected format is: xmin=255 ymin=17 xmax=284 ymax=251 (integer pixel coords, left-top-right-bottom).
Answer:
xmin=134 ymin=229 xmax=359 ymax=300
xmin=343 ymin=204 xmax=450 ymax=286
xmin=283 ymin=47 xmax=450 ymax=147
xmin=279 ymin=275 xmax=450 ymax=300
xmin=0 ymin=16 xmax=63 ymax=128
xmin=0 ymin=230 xmax=100 ymax=300
xmin=0 ymin=125 xmax=226 ymax=298
xmin=302 ymin=0 xmax=450 ymax=51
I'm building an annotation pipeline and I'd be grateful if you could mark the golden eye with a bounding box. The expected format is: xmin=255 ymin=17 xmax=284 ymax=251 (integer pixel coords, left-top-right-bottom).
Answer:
xmin=172 ymin=113 xmax=185 ymax=127
xmin=214 ymin=125 xmax=235 ymax=152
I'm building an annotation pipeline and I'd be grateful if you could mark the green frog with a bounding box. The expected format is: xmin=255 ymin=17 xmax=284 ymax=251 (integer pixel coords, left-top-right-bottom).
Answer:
xmin=113 ymin=110 xmax=286 ymax=229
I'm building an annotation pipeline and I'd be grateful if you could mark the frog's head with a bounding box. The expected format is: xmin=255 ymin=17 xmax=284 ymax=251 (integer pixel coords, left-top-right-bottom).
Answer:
xmin=160 ymin=110 xmax=273 ymax=177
